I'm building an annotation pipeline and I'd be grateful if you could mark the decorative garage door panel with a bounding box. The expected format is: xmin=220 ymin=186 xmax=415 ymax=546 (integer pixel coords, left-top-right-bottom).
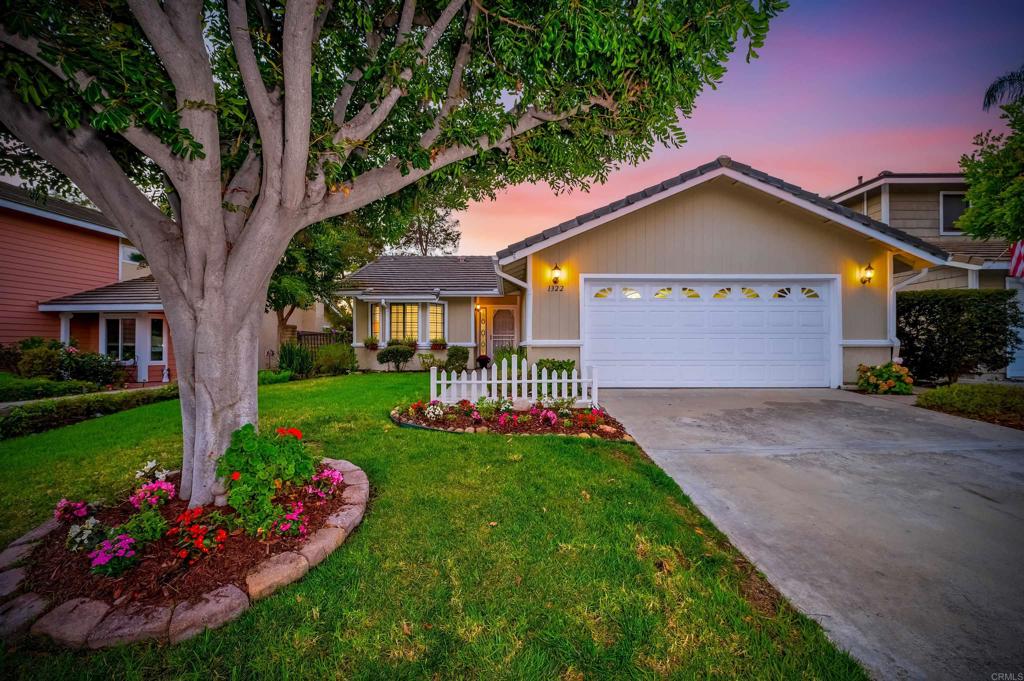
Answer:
xmin=583 ymin=280 xmax=832 ymax=387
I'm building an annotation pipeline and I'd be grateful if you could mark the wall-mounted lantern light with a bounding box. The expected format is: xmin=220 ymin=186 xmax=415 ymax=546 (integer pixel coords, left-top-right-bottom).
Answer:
xmin=551 ymin=263 xmax=562 ymax=286
xmin=860 ymin=263 xmax=875 ymax=285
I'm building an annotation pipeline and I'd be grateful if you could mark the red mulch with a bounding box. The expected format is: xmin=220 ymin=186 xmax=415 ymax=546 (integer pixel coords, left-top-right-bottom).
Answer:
xmin=398 ymin=405 xmax=630 ymax=440
xmin=25 ymin=471 xmax=348 ymax=607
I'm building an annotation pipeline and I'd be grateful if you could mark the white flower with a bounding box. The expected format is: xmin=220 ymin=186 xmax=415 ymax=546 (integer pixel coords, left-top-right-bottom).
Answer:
xmin=425 ymin=404 xmax=445 ymax=421
xmin=154 ymin=468 xmax=170 ymax=481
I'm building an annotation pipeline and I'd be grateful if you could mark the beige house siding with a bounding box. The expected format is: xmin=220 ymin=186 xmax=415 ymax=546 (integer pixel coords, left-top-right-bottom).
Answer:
xmin=524 ymin=178 xmax=895 ymax=383
xmin=980 ymin=270 xmax=1008 ymax=289
xmin=840 ymin=188 xmax=882 ymax=221
xmin=894 ymin=266 xmax=968 ymax=291
xmin=888 ymin=183 xmax=966 ymax=240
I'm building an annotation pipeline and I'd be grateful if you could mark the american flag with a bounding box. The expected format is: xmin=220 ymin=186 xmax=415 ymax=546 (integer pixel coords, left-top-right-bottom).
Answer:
xmin=1012 ymin=241 xmax=1024 ymax=279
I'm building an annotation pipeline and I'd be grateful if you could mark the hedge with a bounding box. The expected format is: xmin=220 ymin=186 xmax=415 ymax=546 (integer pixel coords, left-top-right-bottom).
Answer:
xmin=897 ymin=289 xmax=1023 ymax=383
xmin=916 ymin=383 xmax=1024 ymax=420
xmin=0 ymin=372 xmax=99 ymax=402
xmin=0 ymin=384 xmax=179 ymax=440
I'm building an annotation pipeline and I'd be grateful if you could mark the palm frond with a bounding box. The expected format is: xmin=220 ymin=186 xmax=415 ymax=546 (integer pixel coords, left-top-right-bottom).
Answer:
xmin=983 ymin=65 xmax=1024 ymax=110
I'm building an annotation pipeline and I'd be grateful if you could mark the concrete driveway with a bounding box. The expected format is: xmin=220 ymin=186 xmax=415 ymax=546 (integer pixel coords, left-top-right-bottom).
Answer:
xmin=601 ymin=388 xmax=1024 ymax=680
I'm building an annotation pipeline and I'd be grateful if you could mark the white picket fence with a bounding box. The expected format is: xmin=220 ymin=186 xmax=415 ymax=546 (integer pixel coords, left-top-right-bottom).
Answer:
xmin=429 ymin=356 xmax=598 ymax=406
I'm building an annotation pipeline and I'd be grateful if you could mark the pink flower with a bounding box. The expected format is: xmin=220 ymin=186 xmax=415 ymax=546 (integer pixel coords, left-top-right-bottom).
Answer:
xmin=129 ymin=480 xmax=175 ymax=510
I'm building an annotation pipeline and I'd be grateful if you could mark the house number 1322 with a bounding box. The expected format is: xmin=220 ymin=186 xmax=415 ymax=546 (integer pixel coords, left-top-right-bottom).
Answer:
xmin=547 ymin=285 xmax=565 ymax=292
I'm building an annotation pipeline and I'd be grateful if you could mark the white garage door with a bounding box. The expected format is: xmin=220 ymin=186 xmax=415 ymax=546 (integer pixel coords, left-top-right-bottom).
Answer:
xmin=583 ymin=278 xmax=835 ymax=388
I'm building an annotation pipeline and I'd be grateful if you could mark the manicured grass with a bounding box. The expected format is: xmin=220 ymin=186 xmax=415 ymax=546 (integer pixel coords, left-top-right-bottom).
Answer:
xmin=917 ymin=383 xmax=1024 ymax=430
xmin=0 ymin=374 xmax=866 ymax=679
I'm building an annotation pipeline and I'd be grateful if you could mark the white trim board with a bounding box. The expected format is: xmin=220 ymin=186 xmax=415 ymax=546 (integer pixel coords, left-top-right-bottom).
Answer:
xmin=938 ymin=191 xmax=967 ymax=236
xmin=39 ymin=303 xmax=163 ymax=312
xmin=578 ymin=273 xmax=844 ymax=389
xmin=498 ymin=167 xmax=948 ymax=267
xmin=830 ymin=176 xmax=965 ymax=204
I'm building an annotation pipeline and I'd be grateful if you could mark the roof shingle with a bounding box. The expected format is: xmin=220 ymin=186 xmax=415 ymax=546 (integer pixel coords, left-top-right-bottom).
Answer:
xmin=342 ymin=255 xmax=500 ymax=296
xmin=39 ymin=276 xmax=162 ymax=309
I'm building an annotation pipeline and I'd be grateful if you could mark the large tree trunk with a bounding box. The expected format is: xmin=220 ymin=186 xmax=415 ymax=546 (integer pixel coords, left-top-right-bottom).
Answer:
xmin=166 ymin=289 xmax=263 ymax=507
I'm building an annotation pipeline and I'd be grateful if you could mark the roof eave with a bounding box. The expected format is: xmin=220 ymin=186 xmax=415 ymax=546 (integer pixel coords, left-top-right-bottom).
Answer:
xmin=38 ymin=303 xmax=164 ymax=312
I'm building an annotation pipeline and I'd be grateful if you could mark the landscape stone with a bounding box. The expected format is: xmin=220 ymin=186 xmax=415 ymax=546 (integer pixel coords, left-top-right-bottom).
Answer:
xmin=0 ymin=592 xmax=49 ymax=638
xmin=465 ymin=427 xmax=475 ymax=433
xmin=31 ymin=598 xmax=110 ymax=648
xmin=512 ymin=398 xmax=532 ymax=412
xmin=598 ymin=424 xmax=617 ymax=435
xmin=0 ymin=542 xmax=35 ymax=570
xmin=87 ymin=603 xmax=172 ymax=648
xmin=0 ymin=567 xmax=25 ymax=598
xmin=344 ymin=468 xmax=369 ymax=488
xmin=623 ymin=434 xmax=635 ymax=442
xmin=578 ymin=432 xmax=591 ymax=438
xmin=168 ymin=585 xmax=249 ymax=643
xmin=299 ymin=527 xmax=346 ymax=567
xmin=11 ymin=518 xmax=59 ymax=546
xmin=325 ymin=505 xmax=365 ymax=534
xmin=324 ymin=458 xmax=359 ymax=473
xmin=341 ymin=484 xmax=369 ymax=506
xmin=246 ymin=551 xmax=308 ymax=600
xmin=477 ymin=426 xmax=488 ymax=434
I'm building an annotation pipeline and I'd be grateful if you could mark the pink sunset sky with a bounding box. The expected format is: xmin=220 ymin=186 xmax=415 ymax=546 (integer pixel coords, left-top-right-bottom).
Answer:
xmin=456 ymin=0 xmax=1024 ymax=255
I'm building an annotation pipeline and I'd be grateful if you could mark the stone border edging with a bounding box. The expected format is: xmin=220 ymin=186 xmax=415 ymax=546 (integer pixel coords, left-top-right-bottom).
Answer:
xmin=0 ymin=458 xmax=368 ymax=647
xmin=390 ymin=408 xmax=635 ymax=442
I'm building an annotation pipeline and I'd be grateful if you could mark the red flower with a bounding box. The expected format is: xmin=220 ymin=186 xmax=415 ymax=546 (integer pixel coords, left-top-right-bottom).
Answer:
xmin=231 ymin=471 xmax=241 ymax=481
xmin=277 ymin=427 xmax=303 ymax=440
xmin=214 ymin=529 xmax=227 ymax=542
xmin=177 ymin=549 xmax=188 ymax=559
xmin=166 ymin=527 xmax=179 ymax=536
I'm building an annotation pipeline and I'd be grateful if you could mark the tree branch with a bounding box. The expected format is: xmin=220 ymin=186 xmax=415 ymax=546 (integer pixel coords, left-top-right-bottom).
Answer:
xmin=333 ymin=0 xmax=467 ymax=145
xmin=280 ymin=0 xmax=318 ymax=207
xmin=419 ymin=1 xmax=479 ymax=149
xmin=0 ymin=26 xmax=184 ymax=180
xmin=222 ymin=147 xmax=262 ymax=242
xmin=0 ymin=81 xmax=185 ymax=298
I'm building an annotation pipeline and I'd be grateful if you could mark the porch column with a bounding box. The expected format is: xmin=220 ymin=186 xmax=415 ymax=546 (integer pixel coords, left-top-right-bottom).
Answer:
xmin=135 ymin=314 xmax=151 ymax=383
xmin=58 ymin=312 xmax=73 ymax=345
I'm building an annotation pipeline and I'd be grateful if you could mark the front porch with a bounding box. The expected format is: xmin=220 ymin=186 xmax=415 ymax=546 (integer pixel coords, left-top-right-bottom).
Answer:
xmin=38 ymin=276 xmax=176 ymax=384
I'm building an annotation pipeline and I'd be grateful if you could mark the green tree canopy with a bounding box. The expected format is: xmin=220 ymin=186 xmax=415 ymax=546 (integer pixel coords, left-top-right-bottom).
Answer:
xmin=958 ymin=102 xmax=1024 ymax=242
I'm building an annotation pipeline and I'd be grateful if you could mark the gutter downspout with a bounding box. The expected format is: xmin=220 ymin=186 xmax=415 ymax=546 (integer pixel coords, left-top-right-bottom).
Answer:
xmin=494 ymin=258 xmax=532 ymax=347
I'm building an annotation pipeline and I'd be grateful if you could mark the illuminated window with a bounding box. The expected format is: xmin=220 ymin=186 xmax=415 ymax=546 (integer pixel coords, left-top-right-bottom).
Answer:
xmin=801 ymin=287 xmax=820 ymax=299
xmin=713 ymin=287 xmax=732 ymax=299
xmin=369 ymin=304 xmax=381 ymax=337
xmin=389 ymin=303 xmax=419 ymax=341
xmin=772 ymin=287 xmax=791 ymax=299
xmin=654 ymin=287 xmax=672 ymax=299
xmin=593 ymin=287 xmax=612 ymax=298
xmin=741 ymin=287 xmax=760 ymax=299
xmin=429 ymin=303 xmax=445 ymax=339
xmin=622 ymin=287 xmax=641 ymax=299
xmin=681 ymin=287 xmax=700 ymax=299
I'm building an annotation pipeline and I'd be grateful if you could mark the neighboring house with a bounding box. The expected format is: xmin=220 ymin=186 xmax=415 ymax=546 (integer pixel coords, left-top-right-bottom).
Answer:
xmin=0 ymin=181 xmax=324 ymax=381
xmin=831 ymin=170 xmax=1020 ymax=378
xmin=343 ymin=156 xmax=965 ymax=387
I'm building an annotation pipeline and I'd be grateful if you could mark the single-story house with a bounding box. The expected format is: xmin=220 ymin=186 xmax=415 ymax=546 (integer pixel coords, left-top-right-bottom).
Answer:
xmin=0 ymin=181 xmax=324 ymax=381
xmin=342 ymin=156 xmax=972 ymax=387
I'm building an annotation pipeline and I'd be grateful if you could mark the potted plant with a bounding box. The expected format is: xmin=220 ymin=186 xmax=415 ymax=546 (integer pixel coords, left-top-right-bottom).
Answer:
xmin=476 ymin=354 xmax=491 ymax=370
xmin=363 ymin=336 xmax=379 ymax=351
xmin=430 ymin=337 xmax=448 ymax=350
xmin=402 ymin=336 xmax=420 ymax=349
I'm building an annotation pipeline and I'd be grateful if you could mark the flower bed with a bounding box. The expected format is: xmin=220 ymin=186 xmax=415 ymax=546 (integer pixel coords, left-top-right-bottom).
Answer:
xmin=0 ymin=427 xmax=369 ymax=647
xmin=392 ymin=397 xmax=633 ymax=441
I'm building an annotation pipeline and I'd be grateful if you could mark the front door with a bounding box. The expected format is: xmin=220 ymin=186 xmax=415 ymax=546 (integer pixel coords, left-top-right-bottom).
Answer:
xmin=491 ymin=309 xmax=516 ymax=354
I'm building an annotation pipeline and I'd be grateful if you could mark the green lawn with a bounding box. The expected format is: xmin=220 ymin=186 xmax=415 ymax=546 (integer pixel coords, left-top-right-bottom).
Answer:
xmin=0 ymin=373 xmax=865 ymax=679
xmin=917 ymin=383 xmax=1024 ymax=430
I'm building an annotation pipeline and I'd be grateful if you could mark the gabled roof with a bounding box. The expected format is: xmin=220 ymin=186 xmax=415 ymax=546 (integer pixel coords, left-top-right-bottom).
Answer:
xmin=829 ymin=171 xmax=965 ymax=203
xmin=0 ymin=181 xmax=125 ymax=238
xmin=496 ymin=156 xmax=950 ymax=265
xmin=341 ymin=255 xmax=501 ymax=297
xmin=38 ymin=275 xmax=163 ymax=312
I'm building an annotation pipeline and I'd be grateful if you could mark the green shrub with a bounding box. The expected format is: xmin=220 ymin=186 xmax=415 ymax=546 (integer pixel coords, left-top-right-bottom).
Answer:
xmin=116 ymin=507 xmax=169 ymax=544
xmin=278 ymin=342 xmax=314 ymax=377
xmin=492 ymin=345 xmax=522 ymax=369
xmin=17 ymin=346 xmax=63 ymax=379
xmin=377 ymin=344 xmax=414 ymax=371
xmin=897 ymin=289 xmax=1023 ymax=383
xmin=315 ymin=343 xmax=357 ymax=375
xmin=856 ymin=362 xmax=913 ymax=395
xmin=0 ymin=385 xmax=179 ymax=439
xmin=418 ymin=353 xmax=443 ymax=370
xmin=917 ymin=383 xmax=1024 ymax=419
xmin=17 ymin=336 xmax=63 ymax=351
xmin=445 ymin=346 xmax=469 ymax=373
xmin=65 ymin=351 xmax=125 ymax=385
xmin=536 ymin=358 xmax=576 ymax=376
xmin=216 ymin=424 xmax=317 ymax=534
xmin=0 ymin=372 xmax=98 ymax=401
xmin=258 ymin=369 xmax=293 ymax=385
xmin=0 ymin=344 xmax=21 ymax=373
